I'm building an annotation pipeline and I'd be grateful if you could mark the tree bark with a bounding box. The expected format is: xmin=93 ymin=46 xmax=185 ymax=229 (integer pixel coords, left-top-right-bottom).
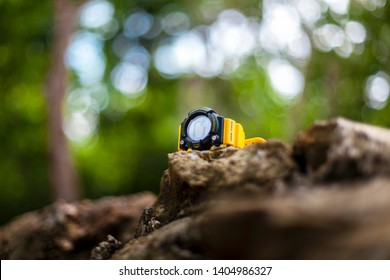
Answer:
xmin=45 ymin=0 xmax=83 ymax=201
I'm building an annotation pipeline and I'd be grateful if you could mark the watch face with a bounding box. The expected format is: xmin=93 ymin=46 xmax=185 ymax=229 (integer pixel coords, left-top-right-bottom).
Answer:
xmin=187 ymin=115 xmax=212 ymax=141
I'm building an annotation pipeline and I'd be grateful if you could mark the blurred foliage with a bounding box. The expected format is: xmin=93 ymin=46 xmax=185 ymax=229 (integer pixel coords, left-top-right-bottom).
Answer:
xmin=1 ymin=0 xmax=390 ymax=225
xmin=0 ymin=0 xmax=52 ymax=224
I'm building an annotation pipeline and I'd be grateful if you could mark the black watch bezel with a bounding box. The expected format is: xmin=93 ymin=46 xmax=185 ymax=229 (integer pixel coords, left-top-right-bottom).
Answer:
xmin=179 ymin=107 xmax=224 ymax=150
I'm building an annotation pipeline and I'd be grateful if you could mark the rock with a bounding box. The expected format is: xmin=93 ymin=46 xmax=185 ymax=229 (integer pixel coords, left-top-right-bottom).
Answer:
xmin=114 ymin=118 xmax=390 ymax=259
xmin=0 ymin=193 xmax=156 ymax=259
xmin=114 ymin=177 xmax=390 ymax=259
xmin=134 ymin=140 xmax=296 ymax=237
xmin=197 ymin=177 xmax=390 ymax=259
xmin=293 ymin=118 xmax=390 ymax=181
xmin=91 ymin=235 xmax=122 ymax=260
xmin=113 ymin=218 xmax=203 ymax=260
xmin=3 ymin=118 xmax=390 ymax=260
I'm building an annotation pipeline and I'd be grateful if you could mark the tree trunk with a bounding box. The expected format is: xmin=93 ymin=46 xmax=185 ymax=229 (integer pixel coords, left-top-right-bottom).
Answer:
xmin=45 ymin=0 xmax=83 ymax=201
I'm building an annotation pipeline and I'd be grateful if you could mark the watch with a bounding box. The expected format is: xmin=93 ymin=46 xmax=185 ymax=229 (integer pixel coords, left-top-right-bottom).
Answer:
xmin=178 ymin=107 xmax=266 ymax=151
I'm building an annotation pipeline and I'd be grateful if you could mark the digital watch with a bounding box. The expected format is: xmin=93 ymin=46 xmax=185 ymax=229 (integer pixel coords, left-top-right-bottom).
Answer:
xmin=178 ymin=107 xmax=266 ymax=151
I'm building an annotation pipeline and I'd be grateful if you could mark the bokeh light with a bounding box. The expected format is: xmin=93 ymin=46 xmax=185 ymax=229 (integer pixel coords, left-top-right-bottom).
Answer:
xmin=65 ymin=0 xmax=388 ymax=146
xmin=111 ymin=62 xmax=148 ymax=96
xmin=267 ymin=59 xmax=304 ymax=99
xmin=365 ymin=72 xmax=390 ymax=109
xmin=66 ymin=31 xmax=105 ymax=86
xmin=80 ymin=0 xmax=114 ymax=29
xmin=124 ymin=10 xmax=154 ymax=39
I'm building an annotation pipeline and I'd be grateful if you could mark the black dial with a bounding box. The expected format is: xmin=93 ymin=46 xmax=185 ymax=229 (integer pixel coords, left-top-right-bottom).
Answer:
xmin=179 ymin=107 xmax=224 ymax=150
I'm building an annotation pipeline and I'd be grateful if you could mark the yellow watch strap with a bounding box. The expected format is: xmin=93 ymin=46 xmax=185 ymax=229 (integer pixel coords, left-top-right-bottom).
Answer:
xmin=244 ymin=137 xmax=266 ymax=146
xmin=223 ymin=118 xmax=266 ymax=148
xmin=223 ymin=118 xmax=241 ymax=147
xmin=177 ymin=125 xmax=182 ymax=151
xmin=179 ymin=116 xmax=266 ymax=151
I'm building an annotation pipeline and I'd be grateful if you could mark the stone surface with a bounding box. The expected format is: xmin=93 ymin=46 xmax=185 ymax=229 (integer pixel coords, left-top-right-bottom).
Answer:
xmin=293 ymin=118 xmax=390 ymax=181
xmin=3 ymin=118 xmax=390 ymax=260
xmin=134 ymin=140 xmax=296 ymax=237
xmin=0 ymin=193 xmax=156 ymax=259
xmin=91 ymin=235 xmax=122 ymax=260
xmin=114 ymin=177 xmax=390 ymax=259
xmin=114 ymin=118 xmax=390 ymax=259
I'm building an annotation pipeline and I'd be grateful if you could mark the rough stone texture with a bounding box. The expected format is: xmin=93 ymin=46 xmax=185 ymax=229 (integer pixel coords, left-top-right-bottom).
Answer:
xmin=134 ymin=140 xmax=296 ymax=237
xmin=113 ymin=118 xmax=390 ymax=260
xmin=114 ymin=178 xmax=390 ymax=259
xmin=91 ymin=235 xmax=122 ymax=260
xmin=2 ymin=118 xmax=390 ymax=260
xmin=197 ymin=178 xmax=390 ymax=259
xmin=0 ymin=193 xmax=155 ymax=259
xmin=293 ymin=117 xmax=390 ymax=181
